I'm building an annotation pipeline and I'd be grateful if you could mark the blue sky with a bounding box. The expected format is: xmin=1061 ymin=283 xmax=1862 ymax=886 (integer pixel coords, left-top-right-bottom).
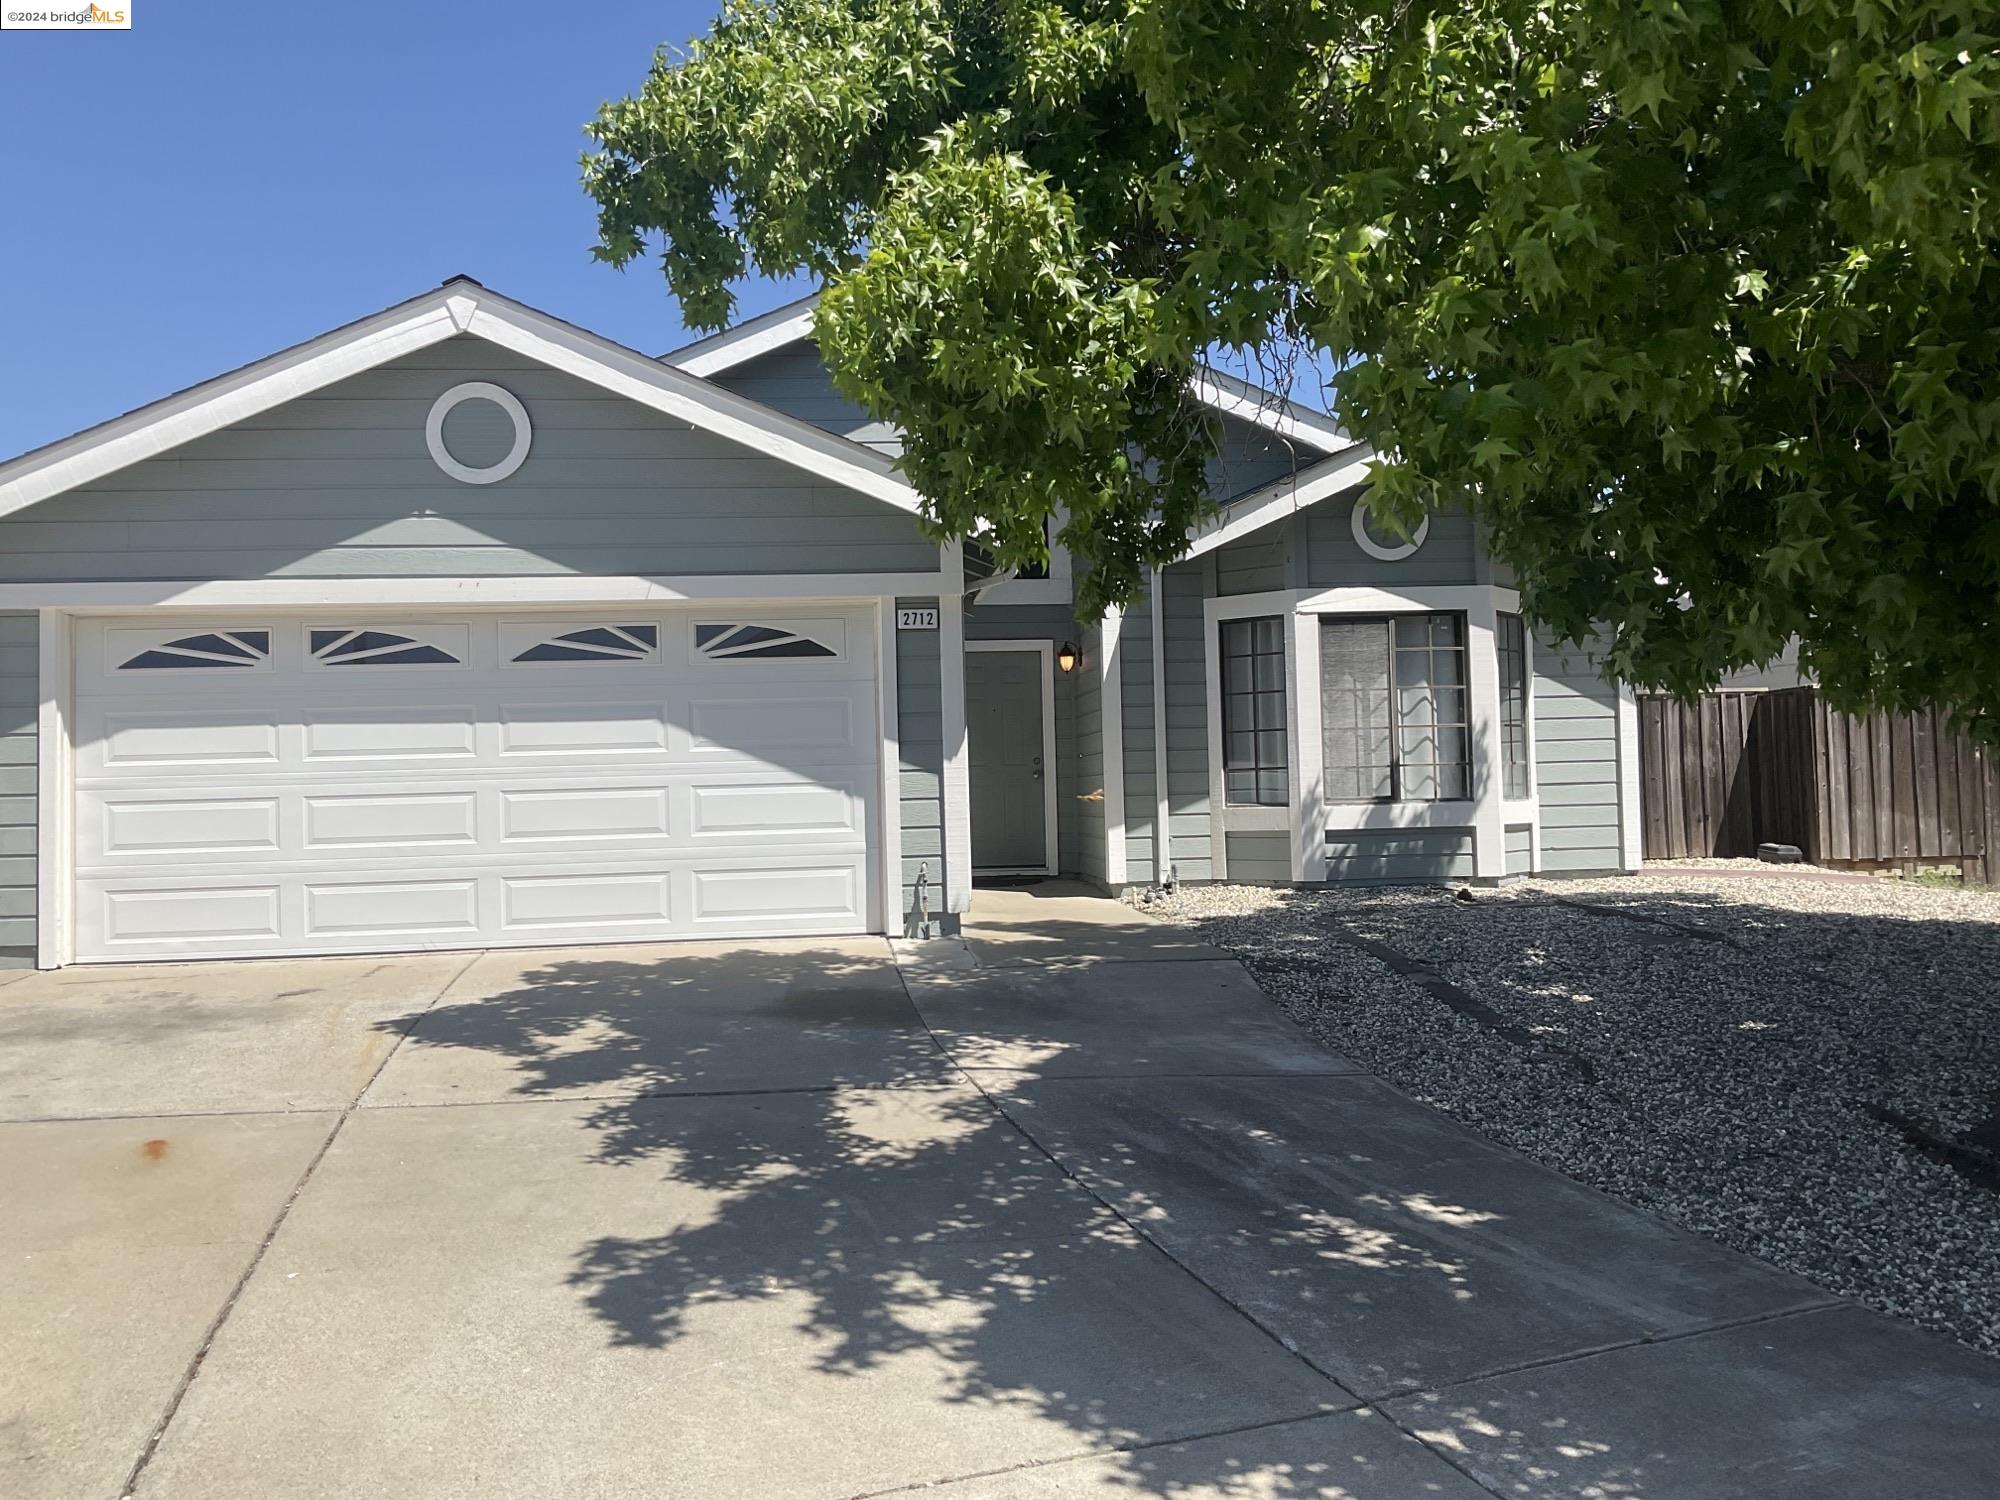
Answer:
xmin=0 ymin=2 xmax=790 ymax=458
xmin=0 ymin=3 xmax=1337 ymax=462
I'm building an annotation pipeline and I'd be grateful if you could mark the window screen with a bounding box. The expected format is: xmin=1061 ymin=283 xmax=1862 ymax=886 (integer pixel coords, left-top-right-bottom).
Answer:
xmin=1318 ymin=614 xmax=1471 ymax=802
xmin=1320 ymin=620 xmax=1394 ymax=800
xmin=1497 ymin=612 xmax=1531 ymax=799
xmin=1220 ymin=616 xmax=1288 ymax=805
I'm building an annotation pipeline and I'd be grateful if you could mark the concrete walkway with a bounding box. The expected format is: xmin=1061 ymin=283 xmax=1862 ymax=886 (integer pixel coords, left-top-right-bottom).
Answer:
xmin=2 ymin=882 xmax=1993 ymax=1499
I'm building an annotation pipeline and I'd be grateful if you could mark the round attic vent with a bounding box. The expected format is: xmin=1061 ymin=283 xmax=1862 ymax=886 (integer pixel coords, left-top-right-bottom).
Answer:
xmin=1350 ymin=498 xmax=1429 ymax=561
xmin=425 ymin=382 xmax=531 ymax=485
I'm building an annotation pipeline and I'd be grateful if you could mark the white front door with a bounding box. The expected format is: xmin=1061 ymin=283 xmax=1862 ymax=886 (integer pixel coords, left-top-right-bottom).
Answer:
xmin=69 ymin=608 xmax=880 ymax=962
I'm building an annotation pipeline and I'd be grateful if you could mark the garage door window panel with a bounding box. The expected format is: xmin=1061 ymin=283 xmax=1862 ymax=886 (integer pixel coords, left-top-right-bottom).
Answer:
xmin=504 ymin=623 xmax=660 ymax=665
xmin=308 ymin=627 xmax=467 ymax=669
xmin=116 ymin=629 xmax=272 ymax=672
xmin=695 ymin=622 xmax=841 ymax=661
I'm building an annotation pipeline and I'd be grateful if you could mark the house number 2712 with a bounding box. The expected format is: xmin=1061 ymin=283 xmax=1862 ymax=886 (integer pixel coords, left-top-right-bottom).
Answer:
xmin=896 ymin=607 xmax=939 ymax=631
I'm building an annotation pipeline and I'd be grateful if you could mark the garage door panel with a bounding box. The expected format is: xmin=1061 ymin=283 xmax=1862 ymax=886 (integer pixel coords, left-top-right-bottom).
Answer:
xmin=686 ymin=691 xmax=869 ymax=761
xmin=691 ymin=863 xmax=860 ymax=924
xmin=70 ymin=608 xmax=881 ymax=961
xmin=499 ymin=786 xmax=671 ymax=843
xmin=500 ymin=871 xmax=674 ymax=931
xmin=98 ymin=797 xmax=282 ymax=858
xmin=688 ymin=781 xmax=862 ymax=841
xmin=303 ymin=706 xmax=481 ymax=762
xmin=495 ymin=701 xmax=671 ymax=758
xmin=98 ymin=884 xmax=284 ymax=947
xmin=304 ymin=792 xmax=480 ymax=850
xmin=304 ymin=879 xmax=480 ymax=939
xmin=88 ymin=710 xmax=282 ymax=772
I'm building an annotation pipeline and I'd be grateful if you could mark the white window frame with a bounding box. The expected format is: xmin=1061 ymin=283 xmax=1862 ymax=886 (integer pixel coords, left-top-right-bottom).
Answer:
xmin=963 ymin=639 xmax=1060 ymax=877
xmin=1205 ymin=584 xmax=1526 ymax=884
xmin=1317 ymin=611 xmax=1475 ymax=806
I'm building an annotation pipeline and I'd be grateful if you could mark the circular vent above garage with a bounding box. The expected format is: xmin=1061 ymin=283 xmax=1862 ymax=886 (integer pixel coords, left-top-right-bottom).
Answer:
xmin=425 ymin=381 xmax=531 ymax=484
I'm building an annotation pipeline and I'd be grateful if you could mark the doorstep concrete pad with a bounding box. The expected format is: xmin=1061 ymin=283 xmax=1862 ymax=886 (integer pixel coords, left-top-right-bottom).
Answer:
xmin=0 ymin=952 xmax=468 ymax=1120
xmin=1003 ymin=1074 xmax=1829 ymax=1398
xmin=908 ymin=959 xmax=1363 ymax=1077
xmin=134 ymin=1094 xmax=1344 ymax=1500
xmin=367 ymin=936 xmax=959 ymax=1107
xmin=963 ymin=884 xmax=1230 ymax=967
xmin=1382 ymin=1303 xmax=2000 ymax=1499
xmin=0 ymin=1111 xmax=335 ymax=1500
xmin=921 ymin=1408 xmax=1495 ymax=1497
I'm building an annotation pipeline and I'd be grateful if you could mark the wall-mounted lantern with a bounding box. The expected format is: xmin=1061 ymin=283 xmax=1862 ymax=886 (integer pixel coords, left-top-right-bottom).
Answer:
xmin=1056 ymin=640 xmax=1080 ymax=674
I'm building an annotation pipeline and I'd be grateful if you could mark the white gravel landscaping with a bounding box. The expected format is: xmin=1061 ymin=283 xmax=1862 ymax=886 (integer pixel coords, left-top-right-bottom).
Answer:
xmin=1135 ymin=869 xmax=2000 ymax=1356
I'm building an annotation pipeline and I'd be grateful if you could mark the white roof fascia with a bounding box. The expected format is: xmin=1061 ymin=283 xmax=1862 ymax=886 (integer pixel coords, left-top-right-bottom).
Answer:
xmin=0 ymin=281 xmax=922 ymax=522
xmin=1191 ymin=364 xmax=1353 ymax=455
xmin=661 ymin=293 xmax=822 ymax=376
xmin=0 ymin=289 xmax=463 ymax=518
xmin=1182 ymin=445 xmax=1378 ymax=559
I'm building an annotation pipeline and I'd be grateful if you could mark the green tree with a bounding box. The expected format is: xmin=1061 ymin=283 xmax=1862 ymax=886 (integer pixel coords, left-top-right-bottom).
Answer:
xmin=584 ymin=0 xmax=2000 ymax=727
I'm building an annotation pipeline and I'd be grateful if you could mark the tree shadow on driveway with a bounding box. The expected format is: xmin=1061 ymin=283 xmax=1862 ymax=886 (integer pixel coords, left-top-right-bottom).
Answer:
xmin=363 ymin=944 xmax=1479 ymax=1498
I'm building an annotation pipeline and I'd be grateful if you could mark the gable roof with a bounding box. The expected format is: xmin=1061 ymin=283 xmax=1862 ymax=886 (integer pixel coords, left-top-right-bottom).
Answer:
xmin=0 ymin=278 xmax=925 ymax=522
xmin=661 ymin=292 xmax=1355 ymax=456
xmin=1180 ymin=444 xmax=1378 ymax=560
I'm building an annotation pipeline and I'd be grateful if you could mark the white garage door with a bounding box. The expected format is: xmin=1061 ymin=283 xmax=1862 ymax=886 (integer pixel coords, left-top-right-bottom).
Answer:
xmin=69 ymin=609 xmax=881 ymax=962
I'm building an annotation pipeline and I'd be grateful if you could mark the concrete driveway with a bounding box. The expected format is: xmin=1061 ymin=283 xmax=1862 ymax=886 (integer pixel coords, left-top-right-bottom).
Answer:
xmin=3 ymin=883 xmax=1994 ymax=1499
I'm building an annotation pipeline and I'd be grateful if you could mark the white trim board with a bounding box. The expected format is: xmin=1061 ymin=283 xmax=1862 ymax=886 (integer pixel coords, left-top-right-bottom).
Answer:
xmin=663 ymin=296 xmax=821 ymax=376
xmin=0 ymin=573 xmax=950 ymax=611
xmin=36 ymin=610 xmax=74 ymax=969
xmin=938 ymin=543 xmax=974 ymax=916
xmin=1099 ymin=605 xmax=1128 ymax=885
xmin=1149 ymin=570 xmax=1171 ymax=886
xmin=0 ymin=279 xmax=925 ymax=522
xmin=38 ymin=601 xmax=897 ymax=967
xmin=964 ymin=640 xmax=1060 ymax=877
xmin=875 ymin=598 xmax=905 ymax=936
xmin=1191 ymin=365 xmax=1353 ymax=455
xmin=1181 ymin=447 xmax=1378 ymax=560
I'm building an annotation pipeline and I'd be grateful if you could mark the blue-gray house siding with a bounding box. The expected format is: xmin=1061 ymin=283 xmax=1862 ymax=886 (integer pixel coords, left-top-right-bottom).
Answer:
xmin=0 ymin=337 xmax=937 ymax=584
xmin=0 ymin=612 xmax=36 ymax=964
xmin=1533 ymin=630 xmax=1627 ymax=873
xmin=895 ymin=602 xmax=949 ymax=932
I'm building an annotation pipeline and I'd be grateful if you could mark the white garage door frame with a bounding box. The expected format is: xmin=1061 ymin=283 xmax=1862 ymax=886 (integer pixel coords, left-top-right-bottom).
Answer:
xmin=29 ymin=571 xmax=960 ymax=967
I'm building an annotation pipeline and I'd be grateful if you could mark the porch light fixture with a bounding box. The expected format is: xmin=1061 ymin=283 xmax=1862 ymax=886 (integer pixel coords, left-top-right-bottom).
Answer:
xmin=1056 ymin=641 xmax=1080 ymax=674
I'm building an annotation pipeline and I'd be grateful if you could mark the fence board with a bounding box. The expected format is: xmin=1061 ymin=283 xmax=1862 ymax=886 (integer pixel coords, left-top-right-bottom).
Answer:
xmin=1826 ymin=710 xmax=1852 ymax=860
xmin=1935 ymin=712 xmax=1962 ymax=858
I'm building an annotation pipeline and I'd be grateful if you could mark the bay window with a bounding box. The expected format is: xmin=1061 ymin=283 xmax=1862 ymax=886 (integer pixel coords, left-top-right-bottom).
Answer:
xmin=1319 ymin=614 xmax=1471 ymax=802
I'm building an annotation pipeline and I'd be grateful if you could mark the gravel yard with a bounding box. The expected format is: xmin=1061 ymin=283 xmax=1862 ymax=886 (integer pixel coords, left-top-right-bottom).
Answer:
xmin=1136 ymin=869 xmax=2000 ymax=1356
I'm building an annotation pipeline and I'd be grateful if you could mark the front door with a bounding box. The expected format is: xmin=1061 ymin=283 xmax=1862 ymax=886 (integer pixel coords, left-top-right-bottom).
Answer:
xmin=966 ymin=646 xmax=1050 ymax=871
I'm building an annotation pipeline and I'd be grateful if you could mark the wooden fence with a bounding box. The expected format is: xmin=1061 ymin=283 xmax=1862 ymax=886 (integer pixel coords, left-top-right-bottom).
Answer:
xmin=1637 ymin=687 xmax=2000 ymax=881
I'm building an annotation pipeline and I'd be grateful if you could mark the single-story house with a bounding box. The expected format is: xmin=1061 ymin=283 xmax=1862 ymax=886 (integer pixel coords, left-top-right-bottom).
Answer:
xmin=0 ymin=279 xmax=1639 ymax=967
